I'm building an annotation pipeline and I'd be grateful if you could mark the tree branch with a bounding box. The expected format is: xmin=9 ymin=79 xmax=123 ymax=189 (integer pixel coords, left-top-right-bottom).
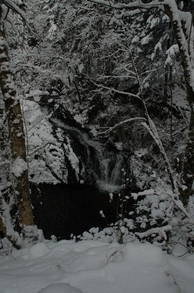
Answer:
xmin=2 ymin=0 xmax=33 ymax=33
xmin=91 ymin=80 xmax=142 ymax=100
xmin=3 ymin=0 xmax=26 ymax=22
xmin=98 ymin=117 xmax=146 ymax=134
xmin=89 ymin=0 xmax=163 ymax=10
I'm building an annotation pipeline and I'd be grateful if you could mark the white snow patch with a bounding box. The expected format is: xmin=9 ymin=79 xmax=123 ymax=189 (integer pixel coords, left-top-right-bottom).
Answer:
xmin=141 ymin=34 xmax=152 ymax=45
xmin=47 ymin=20 xmax=57 ymax=40
xmin=166 ymin=44 xmax=179 ymax=57
xmin=22 ymin=242 xmax=50 ymax=260
xmin=26 ymin=89 xmax=43 ymax=102
xmin=131 ymin=189 xmax=155 ymax=200
xmin=131 ymin=35 xmax=139 ymax=43
xmin=172 ymin=86 xmax=189 ymax=109
xmin=11 ymin=157 xmax=27 ymax=177
xmin=64 ymin=137 xmax=80 ymax=180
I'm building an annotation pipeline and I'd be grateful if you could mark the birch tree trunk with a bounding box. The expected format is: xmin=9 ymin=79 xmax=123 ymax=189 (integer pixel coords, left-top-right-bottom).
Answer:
xmin=0 ymin=5 xmax=38 ymax=246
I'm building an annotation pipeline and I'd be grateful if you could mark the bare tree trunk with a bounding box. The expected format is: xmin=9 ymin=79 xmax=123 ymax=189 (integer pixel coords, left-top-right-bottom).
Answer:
xmin=182 ymin=93 xmax=194 ymax=201
xmin=163 ymin=2 xmax=194 ymax=201
xmin=0 ymin=6 xmax=38 ymax=246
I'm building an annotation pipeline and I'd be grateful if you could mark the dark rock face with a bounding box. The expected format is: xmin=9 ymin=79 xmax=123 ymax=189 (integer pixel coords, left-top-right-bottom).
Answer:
xmin=82 ymin=168 xmax=97 ymax=186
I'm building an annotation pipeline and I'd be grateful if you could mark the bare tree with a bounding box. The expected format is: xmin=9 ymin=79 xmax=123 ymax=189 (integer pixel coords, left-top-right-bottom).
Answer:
xmin=0 ymin=1 xmax=38 ymax=247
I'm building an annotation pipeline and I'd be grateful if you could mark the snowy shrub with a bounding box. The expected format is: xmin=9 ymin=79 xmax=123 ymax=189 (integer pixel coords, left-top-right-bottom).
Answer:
xmin=80 ymin=177 xmax=194 ymax=254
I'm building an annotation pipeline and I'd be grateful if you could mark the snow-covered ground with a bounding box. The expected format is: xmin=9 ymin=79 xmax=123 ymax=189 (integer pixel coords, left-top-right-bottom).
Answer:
xmin=0 ymin=239 xmax=194 ymax=293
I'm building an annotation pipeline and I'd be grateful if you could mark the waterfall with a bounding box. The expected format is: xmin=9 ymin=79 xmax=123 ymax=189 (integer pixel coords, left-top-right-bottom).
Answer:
xmin=49 ymin=108 xmax=129 ymax=191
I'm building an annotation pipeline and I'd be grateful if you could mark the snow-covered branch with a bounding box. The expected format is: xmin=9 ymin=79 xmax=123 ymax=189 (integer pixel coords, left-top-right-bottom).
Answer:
xmin=98 ymin=117 xmax=146 ymax=134
xmin=3 ymin=0 xmax=26 ymax=21
xmin=0 ymin=195 xmax=22 ymax=248
xmin=2 ymin=0 xmax=33 ymax=33
xmin=89 ymin=0 xmax=163 ymax=10
xmin=135 ymin=225 xmax=172 ymax=241
xmin=166 ymin=189 xmax=191 ymax=218
xmin=91 ymin=81 xmax=142 ymax=100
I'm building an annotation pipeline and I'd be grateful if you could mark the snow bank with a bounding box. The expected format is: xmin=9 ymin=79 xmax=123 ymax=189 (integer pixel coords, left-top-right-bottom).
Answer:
xmin=1 ymin=239 xmax=194 ymax=293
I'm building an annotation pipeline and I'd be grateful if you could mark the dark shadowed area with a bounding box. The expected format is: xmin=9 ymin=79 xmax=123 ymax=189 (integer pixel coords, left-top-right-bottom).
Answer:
xmin=31 ymin=183 xmax=118 ymax=240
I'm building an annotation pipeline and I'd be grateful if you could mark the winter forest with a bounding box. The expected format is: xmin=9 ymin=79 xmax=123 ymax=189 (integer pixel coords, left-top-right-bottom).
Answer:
xmin=1 ymin=0 xmax=194 ymax=292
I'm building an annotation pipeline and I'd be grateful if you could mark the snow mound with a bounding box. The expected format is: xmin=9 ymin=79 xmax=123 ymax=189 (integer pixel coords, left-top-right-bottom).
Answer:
xmin=23 ymin=242 xmax=50 ymax=260
xmin=37 ymin=283 xmax=84 ymax=293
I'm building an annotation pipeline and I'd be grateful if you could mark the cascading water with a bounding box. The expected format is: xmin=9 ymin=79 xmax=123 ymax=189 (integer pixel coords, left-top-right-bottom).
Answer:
xmin=49 ymin=106 xmax=129 ymax=191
